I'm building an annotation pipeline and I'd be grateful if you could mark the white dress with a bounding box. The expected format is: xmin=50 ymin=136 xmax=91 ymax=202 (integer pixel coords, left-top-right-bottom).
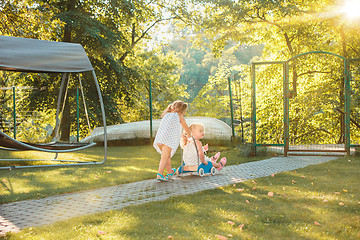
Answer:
xmin=153 ymin=112 xmax=181 ymax=157
xmin=182 ymin=139 xmax=211 ymax=166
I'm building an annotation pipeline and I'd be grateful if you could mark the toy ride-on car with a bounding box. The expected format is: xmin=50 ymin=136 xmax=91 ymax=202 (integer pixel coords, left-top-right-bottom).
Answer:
xmin=176 ymin=161 xmax=216 ymax=177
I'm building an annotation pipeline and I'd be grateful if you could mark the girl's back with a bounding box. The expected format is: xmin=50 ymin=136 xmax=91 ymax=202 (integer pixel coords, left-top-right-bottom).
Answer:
xmin=153 ymin=112 xmax=181 ymax=157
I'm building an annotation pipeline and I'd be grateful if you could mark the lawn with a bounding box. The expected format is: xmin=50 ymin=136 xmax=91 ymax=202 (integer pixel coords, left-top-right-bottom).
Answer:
xmin=2 ymin=156 xmax=359 ymax=239
xmin=0 ymin=144 xmax=266 ymax=204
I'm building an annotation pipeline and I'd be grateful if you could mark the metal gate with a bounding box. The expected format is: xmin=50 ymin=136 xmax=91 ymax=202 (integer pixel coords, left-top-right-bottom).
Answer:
xmin=251 ymin=51 xmax=360 ymax=156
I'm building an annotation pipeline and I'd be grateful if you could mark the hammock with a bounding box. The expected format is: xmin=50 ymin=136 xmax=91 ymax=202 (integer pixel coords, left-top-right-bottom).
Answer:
xmin=0 ymin=35 xmax=107 ymax=169
xmin=0 ymin=130 xmax=96 ymax=152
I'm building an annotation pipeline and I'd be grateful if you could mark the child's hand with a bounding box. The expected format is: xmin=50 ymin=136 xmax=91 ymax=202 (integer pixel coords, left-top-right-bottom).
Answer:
xmin=181 ymin=134 xmax=186 ymax=141
xmin=203 ymin=144 xmax=209 ymax=152
xmin=203 ymin=161 xmax=208 ymax=165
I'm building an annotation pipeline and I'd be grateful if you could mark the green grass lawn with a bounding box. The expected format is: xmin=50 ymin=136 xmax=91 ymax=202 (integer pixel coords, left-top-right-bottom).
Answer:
xmin=0 ymin=145 xmax=267 ymax=204
xmin=2 ymin=156 xmax=359 ymax=239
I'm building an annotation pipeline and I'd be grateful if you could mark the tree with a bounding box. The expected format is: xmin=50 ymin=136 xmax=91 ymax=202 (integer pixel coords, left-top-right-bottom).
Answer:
xmin=0 ymin=0 xmax=190 ymax=140
xmin=179 ymin=0 xmax=360 ymax=144
xmin=163 ymin=37 xmax=263 ymax=102
xmin=0 ymin=0 xmax=62 ymax=38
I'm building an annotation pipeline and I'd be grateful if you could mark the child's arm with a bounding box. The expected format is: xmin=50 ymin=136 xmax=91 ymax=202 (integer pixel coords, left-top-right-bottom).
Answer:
xmin=195 ymin=140 xmax=207 ymax=165
xmin=179 ymin=115 xmax=191 ymax=137
xmin=180 ymin=133 xmax=187 ymax=148
xmin=203 ymin=143 xmax=208 ymax=152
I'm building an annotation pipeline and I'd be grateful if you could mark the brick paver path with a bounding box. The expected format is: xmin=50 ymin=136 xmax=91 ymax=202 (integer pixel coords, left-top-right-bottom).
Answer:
xmin=0 ymin=156 xmax=337 ymax=236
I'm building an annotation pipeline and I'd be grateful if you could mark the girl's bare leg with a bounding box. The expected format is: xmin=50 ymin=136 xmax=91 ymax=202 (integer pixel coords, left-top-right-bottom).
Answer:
xmin=157 ymin=144 xmax=172 ymax=176
xmin=165 ymin=157 xmax=173 ymax=174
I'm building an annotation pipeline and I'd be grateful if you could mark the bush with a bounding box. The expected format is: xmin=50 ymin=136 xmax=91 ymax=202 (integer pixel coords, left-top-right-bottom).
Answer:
xmin=235 ymin=143 xmax=271 ymax=157
xmin=17 ymin=109 xmax=56 ymax=143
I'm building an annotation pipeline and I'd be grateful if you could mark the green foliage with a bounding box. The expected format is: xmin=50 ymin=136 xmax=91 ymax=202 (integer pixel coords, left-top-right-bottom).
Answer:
xmin=118 ymin=48 xmax=188 ymax=121
xmin=191 ymin=64 xmax=231 ymax=118
xmin=0 ymin=0 xmax=63 ymax=38
xmin=0 ymin=0 xmax=190 ymax=140
xmin=17 ymin=109 xmax=56 ymax=143
xmin=164 ymin=38 xmax=263 ymax=101
xmin=179 ymin=0 xmax=360 ymax=145
xmin=2 ymin=0 xmax=360 ymax=145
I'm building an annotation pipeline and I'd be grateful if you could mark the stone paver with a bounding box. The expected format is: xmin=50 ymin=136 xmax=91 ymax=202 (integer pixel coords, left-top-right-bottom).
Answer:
xmin=0 ymin=156 xmax=337 ymax=236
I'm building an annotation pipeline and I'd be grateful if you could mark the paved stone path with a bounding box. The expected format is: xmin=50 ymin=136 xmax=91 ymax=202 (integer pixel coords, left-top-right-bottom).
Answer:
xmin=0 ymin=156 xmax=337 ymax=236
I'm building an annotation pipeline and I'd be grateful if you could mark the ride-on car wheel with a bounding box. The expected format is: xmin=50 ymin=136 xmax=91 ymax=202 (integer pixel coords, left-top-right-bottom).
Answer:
xmin=198 ymin=168 xmax=205 ymax=177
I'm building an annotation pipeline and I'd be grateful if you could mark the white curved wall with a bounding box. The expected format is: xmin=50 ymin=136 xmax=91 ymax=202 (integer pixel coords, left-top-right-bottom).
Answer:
xmin=81 ymin=117 xmax=233 ymax=143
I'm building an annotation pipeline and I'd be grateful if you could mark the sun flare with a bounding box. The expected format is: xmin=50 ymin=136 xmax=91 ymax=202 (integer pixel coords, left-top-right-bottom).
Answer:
xmin=342 ymin=0 xmax=360 ymax=18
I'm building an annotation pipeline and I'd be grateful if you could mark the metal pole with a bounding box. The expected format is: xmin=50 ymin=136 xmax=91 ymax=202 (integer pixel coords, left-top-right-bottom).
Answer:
xmin=76 ymin=86 xmax=80 ymax=142
xmin=12 ymin=86 xmax=16 ymax=139
xmin=149 ymin=79 xmax=153 ymax=141
xmin=78 ymin=74 xmax=91 ymax=134
xmin=283 ymin=62 xmax=290 ymax=157
xmin=238 ymin=76 xmax=244 ymax=142
xmin=344 ymin=59 xmax=351 ymax=156
xmin=92 ymin=71 xmax=107 ymax=164
xmin=234 ymin=73 xmax=244 ymax=142
xmin=251 ymin=64 xmax=256 ymax=155
xmin=228 ymin=77 xmax=235 ymax=138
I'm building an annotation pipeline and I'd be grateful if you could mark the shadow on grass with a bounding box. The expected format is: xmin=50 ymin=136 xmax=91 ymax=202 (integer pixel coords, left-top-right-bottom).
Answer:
xmin=0 ymin=146 xmax=162 ymax=203
xmin=0 ymin=145 xmax=261 ymax=204
xmin=105 ymin=157 xmax=360 ymax=239
xmin=5 ymin=157 xmax=359 ymax=239
xmin=0 ymin=177 xmax=14 ymax=195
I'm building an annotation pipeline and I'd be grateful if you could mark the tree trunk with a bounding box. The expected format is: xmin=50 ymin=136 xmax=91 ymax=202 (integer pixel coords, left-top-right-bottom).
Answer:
xmin=60 ymin=96 xmax=71 ymax=141
xmin=59 ymin=0 xmax=76 ymax=141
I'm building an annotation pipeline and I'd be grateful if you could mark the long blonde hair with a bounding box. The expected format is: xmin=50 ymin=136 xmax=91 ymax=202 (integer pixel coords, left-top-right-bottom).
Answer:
xmin=161 ymin=100 xmax=188 ymax=118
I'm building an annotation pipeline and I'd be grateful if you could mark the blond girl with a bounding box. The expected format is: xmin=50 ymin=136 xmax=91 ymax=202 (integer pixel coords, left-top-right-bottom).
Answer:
xmin=153 ymin=100 xmax=191 ymax=181
xmin=181 ymin=123 xmax=226 ymax=172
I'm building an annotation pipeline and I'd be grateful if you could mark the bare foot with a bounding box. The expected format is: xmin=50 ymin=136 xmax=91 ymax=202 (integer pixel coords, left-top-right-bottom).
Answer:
xmin=216 ymin=157 xmax=227 ymax=170
xmin=212 ymin=152 xmax=221 ymax=162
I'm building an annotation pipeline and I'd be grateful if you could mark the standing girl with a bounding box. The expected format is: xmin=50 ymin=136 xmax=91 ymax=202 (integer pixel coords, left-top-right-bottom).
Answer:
xmin=153 ymin=100 xmax=191 ymax=181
